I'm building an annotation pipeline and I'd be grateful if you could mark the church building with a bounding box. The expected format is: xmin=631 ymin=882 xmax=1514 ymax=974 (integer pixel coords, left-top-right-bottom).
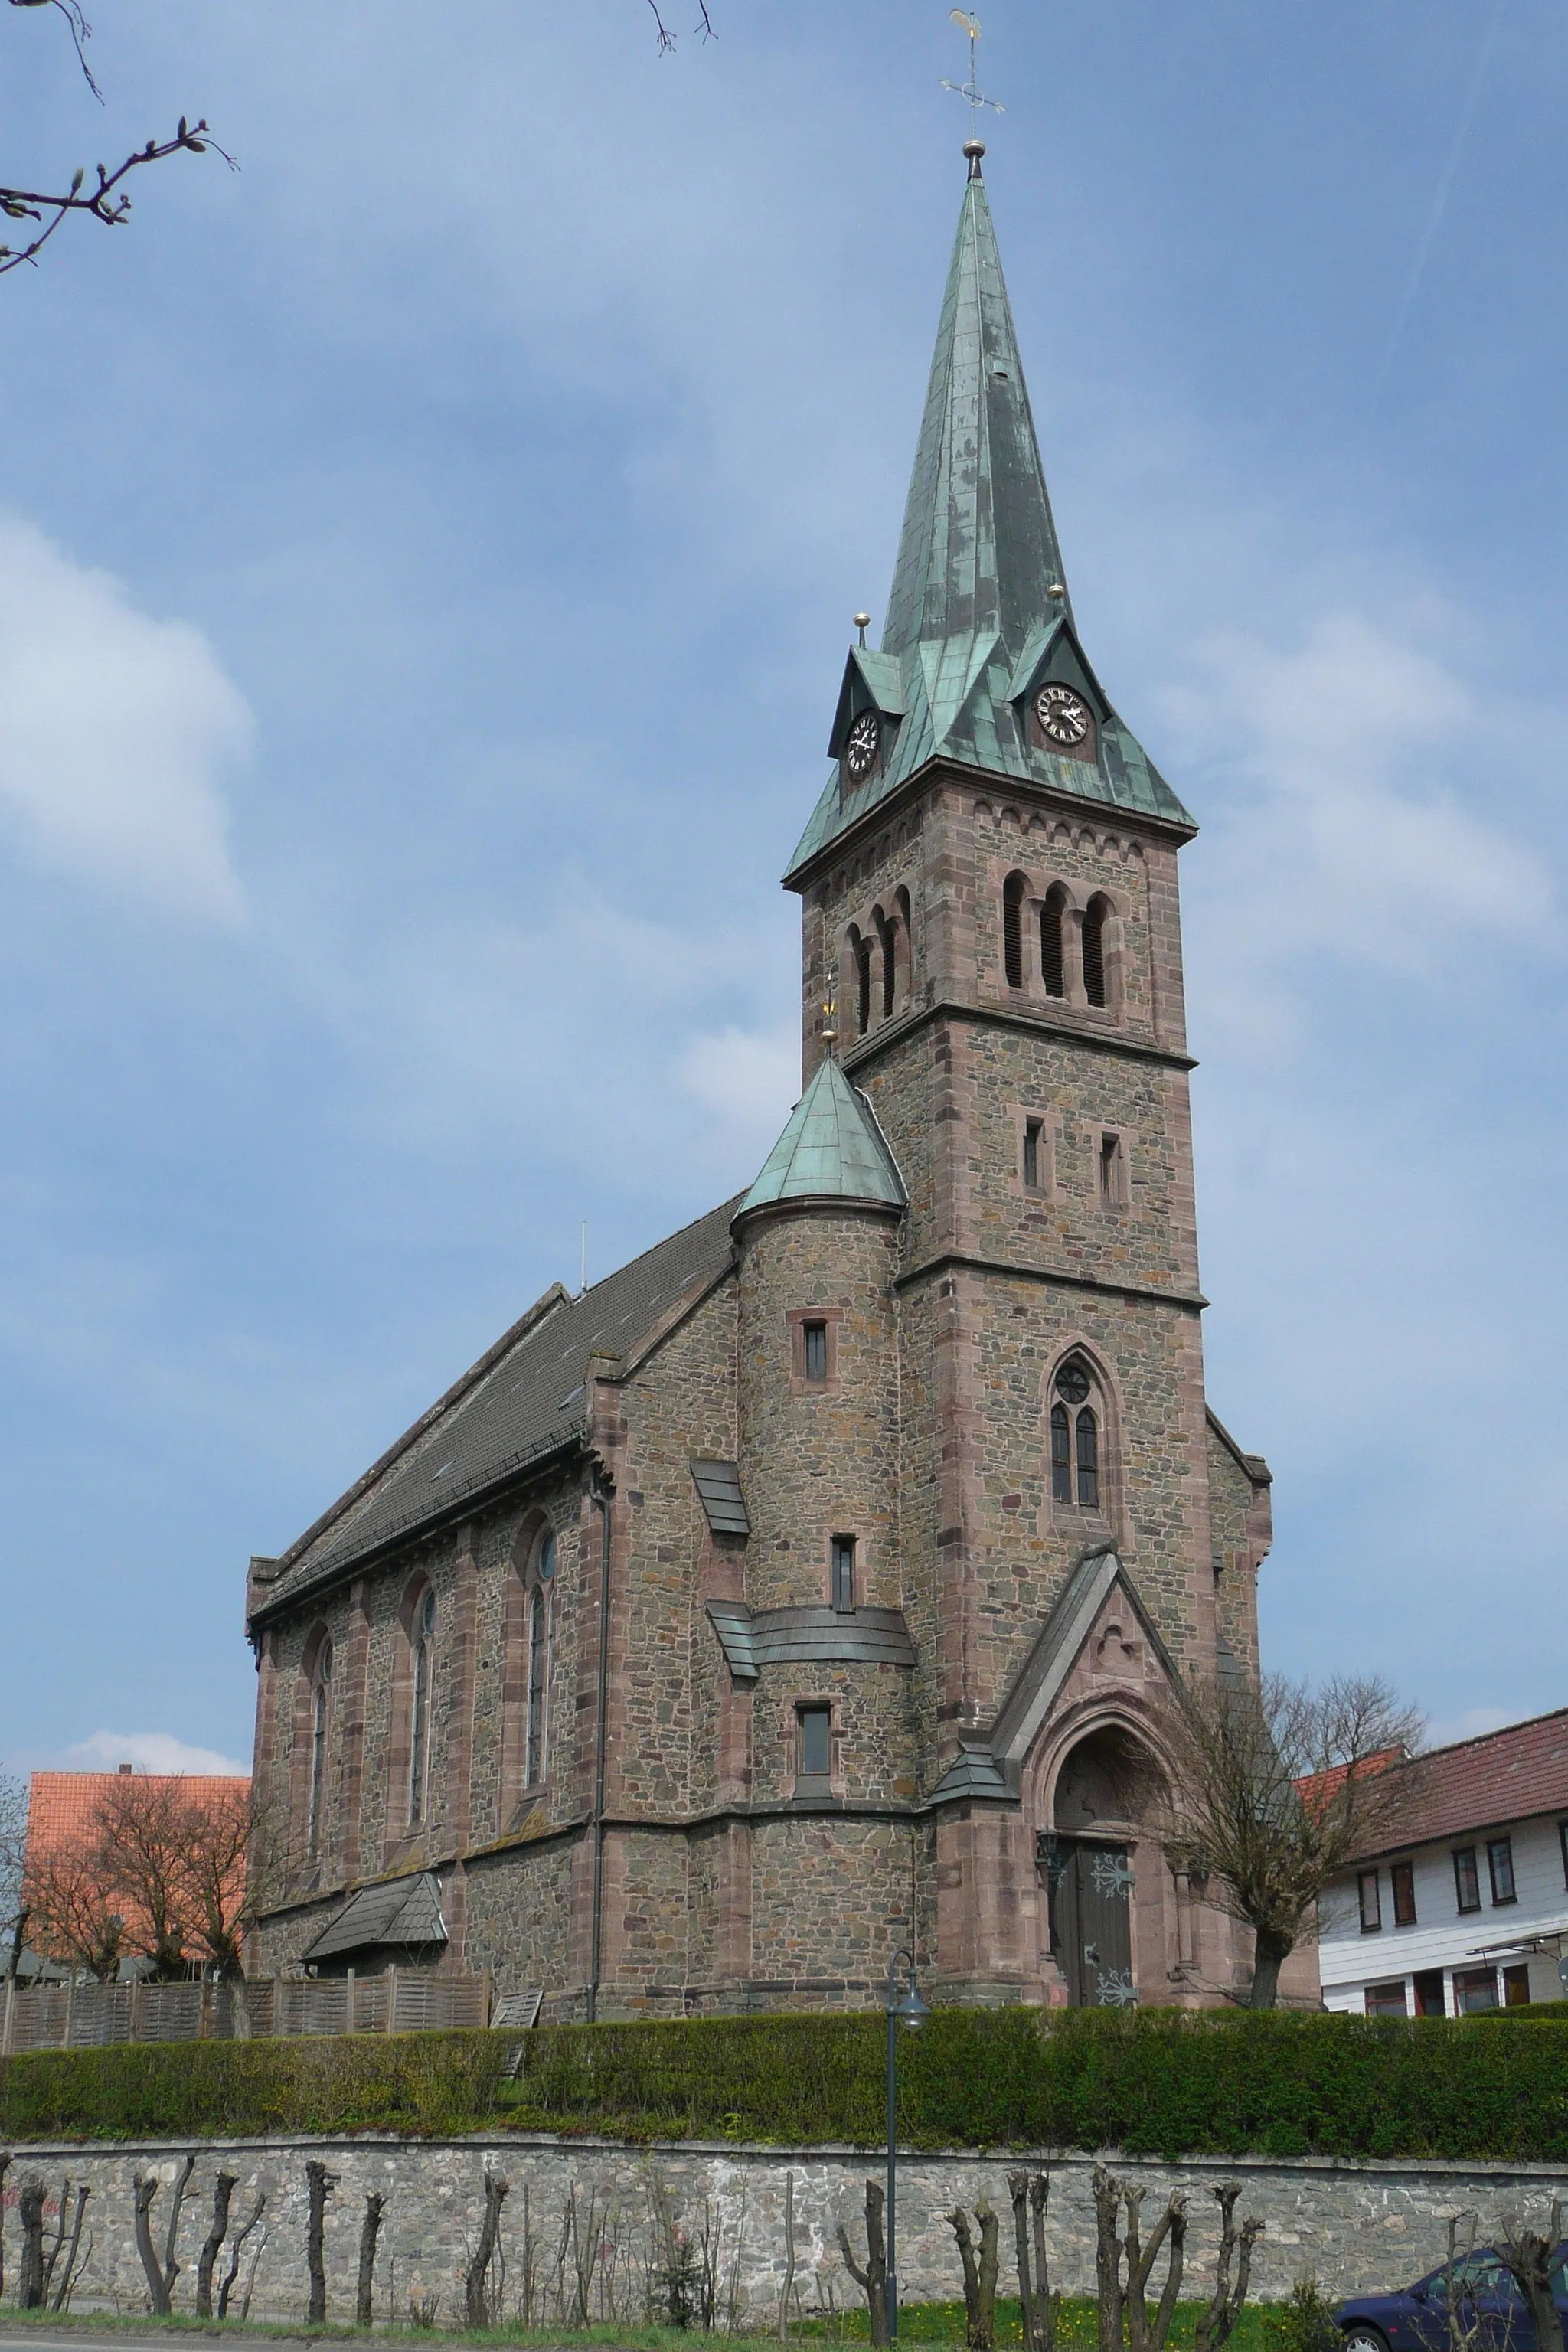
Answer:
xmin=245 ymin=144 xmax=1283 ymax=2016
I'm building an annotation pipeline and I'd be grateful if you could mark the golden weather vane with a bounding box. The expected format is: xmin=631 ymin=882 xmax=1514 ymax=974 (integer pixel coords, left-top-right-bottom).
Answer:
xmin=941 ymin=11 xmax=1005 ymax=122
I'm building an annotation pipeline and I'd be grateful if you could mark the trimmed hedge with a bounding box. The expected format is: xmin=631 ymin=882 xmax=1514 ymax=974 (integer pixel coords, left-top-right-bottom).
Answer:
xmin=7 ymin=2010 xmax=1568 ymax=2160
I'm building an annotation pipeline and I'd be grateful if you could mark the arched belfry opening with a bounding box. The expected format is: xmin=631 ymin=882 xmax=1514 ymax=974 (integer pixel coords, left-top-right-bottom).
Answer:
xmin=1042 ymin=1723 xmax=1165 ymax=2008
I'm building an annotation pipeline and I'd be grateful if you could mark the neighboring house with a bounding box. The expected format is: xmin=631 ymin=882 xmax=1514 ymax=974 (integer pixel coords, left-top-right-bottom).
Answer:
xmin=245 ymin=144 xmax=1285 ymax=2019
xmin=24 ymin=1765 xmax=250 ymax=1980
xmin=1318 ymin=1710 xmax=1568 ymax=2017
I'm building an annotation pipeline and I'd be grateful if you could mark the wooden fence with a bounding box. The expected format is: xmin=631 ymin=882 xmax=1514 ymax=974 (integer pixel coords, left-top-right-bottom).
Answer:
xmin=0 ymin=1968 xmax=493 ymax=2054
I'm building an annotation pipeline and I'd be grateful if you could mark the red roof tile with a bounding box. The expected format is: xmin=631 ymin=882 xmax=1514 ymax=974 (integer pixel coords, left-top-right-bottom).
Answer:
xmin=1338 ymin=1709 xmax=1568 ymax=1862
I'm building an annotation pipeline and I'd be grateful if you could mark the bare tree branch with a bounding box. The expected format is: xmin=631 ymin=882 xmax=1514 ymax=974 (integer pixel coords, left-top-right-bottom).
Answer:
xmin=9 ymin=0 xmax=101 ymax=100
xmin=647 ymin=0 xmax=714 ymax=51
xmin=0 ymin=117 xmax=231 ymax=276
xmin=1158 ymin=1671 xmax=1424 ymax=2007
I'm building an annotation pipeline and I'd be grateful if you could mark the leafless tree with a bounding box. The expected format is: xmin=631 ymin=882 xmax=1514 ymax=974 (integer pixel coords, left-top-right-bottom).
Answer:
xmin=1008 ymin=2171 xmax=1054 ymax=2352
xmin=1159 ymin=1671 xmax=1424 ymax=2007
xmin=217 ymin=2190 xmax=266 ymax=2321
xmin=132 ymin=2154 xmax=194 ymax=2316
xmin=357 ymin=2192 xmax=386 ymax=2329
xmin=180 ymin=1783 xmax=254 ymax=1978
xmin=1496 ymin=2203 xmax=1564 ymax=2352
xmin=18 ymin=2180 xmax=46 ymax=2308
xmin=94 ymin=1773 xmax=193 ymax=1980
xmin=305 ymin=2158 xmax=338 ymax=2324
xmin=947 ymin=2198 xmax=1001 ymax=2351
xmin=194 ymin=2171 xmax=237 ymax=2318
xmin=837 ymin=2180 xmax=891 ymax=2349
xmin=22 ymin=1842 xmax=125 ymax=1981
xmin=1194 ymin=2184 xmax=1263 ymax=2352
xmin=3 ymin=2 xmax=228 ymax=276
xmin=0 ymin=1772 xmax=27 ymax=1976
xmin=466 ymin=2169 xmax=509 ymax=2325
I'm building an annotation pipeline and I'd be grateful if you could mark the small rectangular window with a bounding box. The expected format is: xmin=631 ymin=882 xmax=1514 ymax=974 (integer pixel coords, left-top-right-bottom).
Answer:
xmin=1358 ymin=1869 xmax=1382 ymax=1932
xmin=798 ymin=1705 xmax=831 ymax=1781
xmin=1023 ymin=1118 xmax=1043 ymax=1191
xmin=1504 ymin=1963 xmax=1532 ymax=2007
xmin=1390 ymin=1860 xmax=1417 ymax=1926
xmin=1453 ymin=1965 xmax=1500 ymax=2014
xmin=1560 ymin=1820 xmax=1568 ymax=1890
xmin=1099 ymin=1132 xmax=1125 ymax=1208
xmin=1364 ymin=1979 xmax=1408 ymax=2017
xmin=1453 ymin=1847 xmax=1481 ymax=1913
xmin=1488 ymin=1834 xmax=1517 ymax=1905
xmin=802 ymin=1320 xmax=828 ymax=1383
xmin=831 ymin=1534 xmax=856 ymax=1613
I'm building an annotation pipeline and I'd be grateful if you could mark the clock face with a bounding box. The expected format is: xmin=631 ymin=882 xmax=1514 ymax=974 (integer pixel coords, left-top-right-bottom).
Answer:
xmin=843 ymin=709 xmax=880 ymax=783
xmin=1035 ymin=684 xmax=1090 ymax=748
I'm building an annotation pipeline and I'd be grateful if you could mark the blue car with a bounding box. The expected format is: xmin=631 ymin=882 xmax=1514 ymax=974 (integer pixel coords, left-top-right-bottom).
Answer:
xmin=1338 ymin=2248 xmax=1568 ymax=2352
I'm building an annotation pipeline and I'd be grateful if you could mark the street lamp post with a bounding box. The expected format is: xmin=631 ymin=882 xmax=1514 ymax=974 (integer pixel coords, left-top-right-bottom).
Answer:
xmin=884 ymin=1947 xmax=930 ymax=2340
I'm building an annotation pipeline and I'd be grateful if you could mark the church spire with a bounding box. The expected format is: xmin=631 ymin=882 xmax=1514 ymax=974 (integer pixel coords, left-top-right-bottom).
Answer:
xmin=787 ymin=149 xmax=1191 ymax=884
xmin=881 ymin=141 xmax=1072 ymax=659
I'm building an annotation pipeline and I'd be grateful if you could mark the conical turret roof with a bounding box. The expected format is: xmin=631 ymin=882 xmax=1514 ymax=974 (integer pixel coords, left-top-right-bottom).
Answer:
xmin=788 ymin=149 xmax=1193 ymax=880
xmin=735 ymin=1057 xmax=906 ymax=1226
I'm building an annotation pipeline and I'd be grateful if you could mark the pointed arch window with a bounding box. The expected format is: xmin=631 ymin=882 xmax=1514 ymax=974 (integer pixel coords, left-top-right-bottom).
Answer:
xmin=1003 ymin=873 xmax=1026 ymax=991
xmin=855 ymin=931 xmax=872 ymax=1036
xmin=877 ymin=907 xmax=897 ymax=1021
xmin=1041 ymin=885 xmax=1067 ymax=998
xmin=1082 ymin=896 xmax=1109 ymax=1008
xmin=408 ymin=1587 xmax=436 ymax=1825
xmin=306 ymin=1636 xmax=333 ymax=1863
xmin=1052 ymin=1358 xmax=1102 ymax=1511
xmin=526 ymin=1530 xmax=554 ymax=1788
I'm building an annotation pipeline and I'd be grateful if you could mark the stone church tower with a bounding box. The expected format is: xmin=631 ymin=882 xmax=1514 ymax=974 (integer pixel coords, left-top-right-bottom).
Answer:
xmin=244 ymin=148 xmax=1280 ymax=2015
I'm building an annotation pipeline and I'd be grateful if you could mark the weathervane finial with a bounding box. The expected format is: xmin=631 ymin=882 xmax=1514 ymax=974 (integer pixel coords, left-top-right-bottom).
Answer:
xmin=942 ymin=11 xmax=1004 ymax=140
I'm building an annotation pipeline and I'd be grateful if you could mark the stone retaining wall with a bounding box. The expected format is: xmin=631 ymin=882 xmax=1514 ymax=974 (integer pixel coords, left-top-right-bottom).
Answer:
xmin=3 ymin=2135 xmax=1566 ymax=2329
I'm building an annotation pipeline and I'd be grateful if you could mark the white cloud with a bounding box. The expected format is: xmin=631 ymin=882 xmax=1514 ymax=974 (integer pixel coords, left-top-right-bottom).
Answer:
xmin=678 ymin=1023 xmax=800 ymax=1146
xmin=1420 ymin=1706 xmax=1515 ymax=1753
xmin=0 ymin=516 xmax=251 ymax=926
xmin=1167 ymin=609 xmax=1554 ymax=1037
xmin=60 ymin=1730 xmax=249 ymax=1777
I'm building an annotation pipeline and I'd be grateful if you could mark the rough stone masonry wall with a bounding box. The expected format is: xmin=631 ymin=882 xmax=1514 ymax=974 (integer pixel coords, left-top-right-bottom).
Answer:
xmin=6 ymin=2132 xmax=1567 ymax=2325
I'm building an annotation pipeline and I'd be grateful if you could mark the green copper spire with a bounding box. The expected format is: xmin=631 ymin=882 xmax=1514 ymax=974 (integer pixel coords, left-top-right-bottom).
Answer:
xmin=883 ymin=143 xmax=1070 ymax=658
xmin=786 ymin=147 xmax=1193 ymax=882
xmin=734 ymin=1056 xmax=906 ymax=1227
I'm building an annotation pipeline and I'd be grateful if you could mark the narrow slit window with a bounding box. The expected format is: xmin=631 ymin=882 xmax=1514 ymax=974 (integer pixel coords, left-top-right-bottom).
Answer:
xmin=1075 ymin=1407 xmax=1099 ymax=1509
xmin=1488 ymin=1835 xmax=1517 ymax=1905
xmin=1023 ymin=1118 xmax=1044 ymax=1191
xmin=1050 ymin=1403 xmax=1072 ymax=1502
xmin=1099 ymin=1132 xmax=1125 ymax=1208
xmin=799 ymin=1706 xmax=831 ymax=1782
xmin=408 ymin=1588 xmax=436 ymax=1825
xmin=1390 ymin=1860 xmax=1417 ymax=1926
xmin=802 ymin=1320 xmax=828 ymax=1383
xmin=1003 ymin=874 xmax=1025 ymax=991
xmin=1041 ymin=890 xmax=1066 ymax=998
xmin=526 ymin=1583 xmax=547 ymax=1787
xmin=1083 ymin=897 xmax=1108 ymax=1008
xmin=307 ymin=1638 xmax=333 ymax=1862
xmin=881 ymin=919 xmax=897 ymax=1019
xmin=1358 ymin=1868 xmax=1382 ymax=1932
xmin=831 ymin=1534 xmax=856 ymax=1612
xmin=856 ymin=935 xmax=872 ymax=1036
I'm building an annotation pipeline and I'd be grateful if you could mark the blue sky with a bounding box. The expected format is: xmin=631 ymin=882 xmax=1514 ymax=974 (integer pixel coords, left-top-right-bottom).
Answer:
xmin=2 ymin=0 xmax=1565 ymax=1779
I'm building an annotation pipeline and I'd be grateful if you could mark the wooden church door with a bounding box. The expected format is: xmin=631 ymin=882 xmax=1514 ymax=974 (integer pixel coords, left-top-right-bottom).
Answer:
xmin=1050 ymin=1838 xmax=1136 ymax=2007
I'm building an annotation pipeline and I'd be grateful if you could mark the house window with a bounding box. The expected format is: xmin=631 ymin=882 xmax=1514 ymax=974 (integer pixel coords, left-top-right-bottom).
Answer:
xmin=1453 ymin=1965 xmax=1499 ymax=2014
xmin=802 ymin=1320 xmax=828 ymax=1383
xmin=1413 ymin=1969 xmax=1446 ymax=2017
xmin=1040 ymin=887 xmax=1067 ymax=998
xmin=306 ymin=1637 xmax=333 ymax=1863
xmin=408 ymin=1587 xmax=436 ymax=1825
xmin=1452 ymin=1847 xmax=1481 ymax=1913
xmin=1082 ymin=896 xmax=1109 ymax=1008
xmin=831 ymin=1534 xmax=857 ymax=1613
xmin=1504 ymin=1964 xmax=1531 ymax=2007
xmin=1488 ymin=1835 xmax=1517 ymax=1905
xmin=1358 ymin=1870 xmax=1382 ymax=1932
xmin=1099 ymin=1132 xmax=1126 ymax=1208
xmin=1364 ymin=1979 xmax=1408 ymax=2017
xmin=526 ymin=1581 xmax=548 ymax=1788
xmin=1390 ymin=1860 xmax=1417 ymax=1926
xmin=1560 ymin=1820 xmax=1568 ymax=1890
xmin=1023 ymin=1118 xmax=1044 ymax=1191
xmin=1003 ymin=873 xmax=1026 ymax=991
xmin=798 ymin=1705 xmax=831 ymax=1783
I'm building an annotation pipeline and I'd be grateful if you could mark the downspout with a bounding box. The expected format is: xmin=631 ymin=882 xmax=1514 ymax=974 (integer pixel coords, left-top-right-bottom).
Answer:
xmin=588 ymin=1467 xmax=615 ymax=2023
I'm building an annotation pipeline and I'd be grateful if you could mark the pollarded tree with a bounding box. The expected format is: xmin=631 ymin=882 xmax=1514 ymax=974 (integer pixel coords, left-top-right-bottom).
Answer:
xmin=1159 ymin=1671 xmax=1424 ymax=2009
xmin=1 ymin=1769 xmax=31 ymax=1977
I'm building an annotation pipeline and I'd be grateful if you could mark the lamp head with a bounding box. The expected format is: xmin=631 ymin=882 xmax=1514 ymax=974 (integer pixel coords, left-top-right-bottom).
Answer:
xmin=897 ymin=1981 xmax=932 ymax=2032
